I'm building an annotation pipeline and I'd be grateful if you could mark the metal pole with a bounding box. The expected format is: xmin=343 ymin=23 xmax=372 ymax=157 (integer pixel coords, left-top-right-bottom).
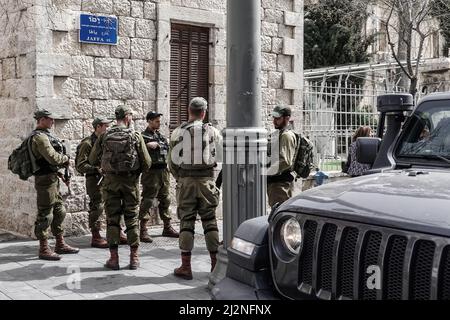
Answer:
xmin=208 ymin=0 xmax=266 ymax=289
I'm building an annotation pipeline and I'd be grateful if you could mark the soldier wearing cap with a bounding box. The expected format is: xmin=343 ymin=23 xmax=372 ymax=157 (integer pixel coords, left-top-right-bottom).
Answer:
xmin=89 ymin=105 xmax=151 ymax=270
xmin=267 ymin=104 xmax=297 ymax=206
xmin=31 ymin=109 xmax=80 ymax=260
xmin=75 ymin=117 xmax=113 ymax=249
xmin=139 ymin=111 xmax=179 ymax=242
xmin=168 ymin=97 xmax=222 ymax=280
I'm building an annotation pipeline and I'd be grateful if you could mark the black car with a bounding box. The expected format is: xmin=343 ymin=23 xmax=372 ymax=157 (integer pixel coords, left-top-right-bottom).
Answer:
xmin=212 ymin=93 xmax=450 ymax=300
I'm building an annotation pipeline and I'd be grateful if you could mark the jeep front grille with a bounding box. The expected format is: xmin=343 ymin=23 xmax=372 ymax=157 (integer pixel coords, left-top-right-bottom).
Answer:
xmin=283 ymin=215 xmax=450 ymax=300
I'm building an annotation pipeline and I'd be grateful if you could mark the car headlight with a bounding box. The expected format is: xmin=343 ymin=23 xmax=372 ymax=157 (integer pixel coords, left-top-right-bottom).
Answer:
xmin=230 ymin=237 xmax=256 ymax=256
xmin=280 ymin=218 xmax=302 ymax=254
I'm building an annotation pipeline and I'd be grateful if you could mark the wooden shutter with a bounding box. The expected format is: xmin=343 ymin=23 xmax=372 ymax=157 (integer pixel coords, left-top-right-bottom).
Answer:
xmin=170 ymin=24 xmax=210 ymax=130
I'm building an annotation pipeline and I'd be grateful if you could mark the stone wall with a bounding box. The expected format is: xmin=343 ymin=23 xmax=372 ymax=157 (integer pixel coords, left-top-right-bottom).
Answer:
xmin=0 ymin=0 xmax=304 ymax=237
xmin=0 ymin=0 xmax=38 ymax=236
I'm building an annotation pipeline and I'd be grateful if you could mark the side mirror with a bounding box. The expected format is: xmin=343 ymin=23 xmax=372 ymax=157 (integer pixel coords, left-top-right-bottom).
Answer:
xmin=356 ymin=137 xmax=381 ymax=165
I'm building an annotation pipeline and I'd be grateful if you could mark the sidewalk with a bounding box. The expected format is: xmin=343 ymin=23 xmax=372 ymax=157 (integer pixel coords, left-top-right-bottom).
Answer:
xmin=0 ymin=221 xmax=222 ymax=300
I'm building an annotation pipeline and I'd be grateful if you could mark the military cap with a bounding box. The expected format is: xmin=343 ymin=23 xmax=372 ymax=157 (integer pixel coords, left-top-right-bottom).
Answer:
xmin=146 ymin=111 xmax=163 ymax=121
xmin=115 ymin=105 xmax=133 ymax=119
xmin=189 ymin=97 xmax=208 ymax=111
xmin=271 ymin=104 xmax=291 ymax=118
xmin=34 ymin=109 xmax=53 ymax=120
xmin=92 ymin=117 xmax=113 ymax=128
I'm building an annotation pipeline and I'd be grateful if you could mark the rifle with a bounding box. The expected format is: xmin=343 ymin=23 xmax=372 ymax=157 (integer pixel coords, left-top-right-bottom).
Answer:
xmin=60 ymin=140 xmax=72 ymax=195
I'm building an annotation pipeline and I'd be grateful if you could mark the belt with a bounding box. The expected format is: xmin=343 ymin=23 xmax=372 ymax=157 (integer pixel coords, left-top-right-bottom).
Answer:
xmin=178 ymin=169 xmax=214 ymax=178
xmin=149 ymin=163 xmax=167 ymax=170
xmin=105 ymin=171 xmax=139 ymax=176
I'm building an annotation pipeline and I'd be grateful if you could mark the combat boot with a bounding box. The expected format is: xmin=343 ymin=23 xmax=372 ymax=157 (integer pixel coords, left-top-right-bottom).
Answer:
xmin=140 ymin=220 xmax=153 ymax=243
xmin=210 ymin=251 xmax=217 ymax=272
xmin=129 ymin=246 xmax=140 ymax=270
xmin=119 ymin=229 xmax=128 ymax=245
xmin=54 ymin=234 xmax=80 ymax=254
xmin=91 ymin=228 xmax=108 ymax=249
xmin=105 ymin=247 xmax=120 ymax=270
xmin=174 ymin=251 xmax=193 ymax=280
xmin=162 ymin=220 xmax=179 ymax=238
xmin=38 ymin=239 xmax=61 ymax=261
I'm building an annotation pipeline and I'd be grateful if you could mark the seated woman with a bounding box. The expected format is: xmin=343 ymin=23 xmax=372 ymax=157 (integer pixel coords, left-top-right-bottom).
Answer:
xmin=347 ymin=126 xmax=372 ymax=177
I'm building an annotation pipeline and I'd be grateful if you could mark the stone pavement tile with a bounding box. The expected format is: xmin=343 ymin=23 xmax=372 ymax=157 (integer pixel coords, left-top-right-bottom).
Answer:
xmin=126 ymin=282 xmax=167 ymax=295
xmin=0 ymin=292 xmax=11 ymax=300
xmin=4 ymin=287 xmax=52 ymax=300
xmin=53 ymin=292 xmax=85 ymax=300
xmin=0 ymin=280 xmax=36 ymax=293
xmin=78 ymin=291 xmax=109 ymax=299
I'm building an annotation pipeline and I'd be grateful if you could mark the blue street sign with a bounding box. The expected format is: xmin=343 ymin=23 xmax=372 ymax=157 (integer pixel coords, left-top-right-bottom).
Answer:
xmin=79 ymin=14 xmax=118 ymax=45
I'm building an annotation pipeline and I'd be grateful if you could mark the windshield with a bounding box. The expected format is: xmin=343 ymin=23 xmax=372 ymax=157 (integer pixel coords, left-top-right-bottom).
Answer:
xmin=396 ymin=100 xmax=450 ymax=162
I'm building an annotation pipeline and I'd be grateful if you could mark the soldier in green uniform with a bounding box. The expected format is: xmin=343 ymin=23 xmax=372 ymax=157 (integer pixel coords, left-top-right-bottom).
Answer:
xmin=139 ymin=111 xmax=179 ymax=243
xmin=75 ymin=117 xmax=113 ymax=248
xmin=267 ymin=105 xmax=297 ymax=207
xmin=31 ymin=109 xmax=80 ymax=260
xmin=89 ymin=106 xmax=152 ymax=270
xmin=168 ymin=97 xmax=221 ymax=280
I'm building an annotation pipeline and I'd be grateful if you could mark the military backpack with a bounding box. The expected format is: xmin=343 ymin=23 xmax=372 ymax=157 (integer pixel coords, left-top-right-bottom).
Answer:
xmin=8 ymin=133 xmax=40 ymax=180
xmin=101 ymin=127 xmax=140 ymax=173
xmin=292 ymin=132 xmax=315 ymax=179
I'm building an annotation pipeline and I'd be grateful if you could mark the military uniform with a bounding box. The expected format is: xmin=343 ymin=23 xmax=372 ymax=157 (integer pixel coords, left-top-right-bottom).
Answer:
xmin=75 ymin=117 xmax=112 ymax=248
xmin=139 ymin=113 xmax=179 ymax=241
xmin=169 ymin=97 xmax=221 ymax=280
xmin=267 ymin=105 xmax=297 ymax=207
xmin=31 ymin=109 xmax=79 ymax=260
xmin=89 ymin=105 xmax=151 ymax=270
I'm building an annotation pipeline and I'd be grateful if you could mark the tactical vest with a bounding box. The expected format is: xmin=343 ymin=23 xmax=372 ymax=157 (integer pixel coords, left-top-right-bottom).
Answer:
xmin=33 ymin=129 xmax=65 ymax=175
xmin=175 ymin=121 xmax=217 ymax=173
xmin=75 ymin=133 xmax=97 ymax=175
xmin=142 ymin=129 xmax=169 ymax=167
xmin=101 ymin=127 xmax=140 ymax=173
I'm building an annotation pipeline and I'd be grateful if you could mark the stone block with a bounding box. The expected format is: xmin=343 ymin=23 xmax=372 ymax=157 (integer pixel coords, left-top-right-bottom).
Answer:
xmin=277 ymin=55 xmax=292 ymax=72
xmin=36 ymin=54 xmax=71 ymax=77
xmin=113 ymin=0 xmax=131 ymax=16
xmin=56 ymin=77 xmax=81 ymax=98
xmin=2 ymin=58 xmax=16 ymax=79
xmin=272 ymin=37 xmax=283 ymax=54
xmin=261 ymin=35 xmax=272 ymax=53
xmin=36 ymin=76 xmax=54 ymax=97
xmin=111 ymin=37 xmax=131 ymax=59
xmin=276 ymin=89 xmax=293 ymax=105
xmin=264 ymin=9 xmax=284 ymax=23
xmin=262 ymin=53 xmax=277 ymax=71
xmin=131 ymin=38 xmax=153 ymax=60
xmin=278 ymin=24 xmax=294 ymax=38
xmin=284 ymin=11 xmax=302 ymax=27
xmin=81 ymin=43 xmax=110 ymax=57
xmin=261 ymin=71 xmax=268 ymax=88
xmin=16 ymin=54 xmax=34 ymax=79
xmin=94 ymin=58 xmax=123 ymax=78
xmin=54 ymin=119 xmax=84 ymax=140
xmin=119 ymin=16 xmax=136 ymax=37
xmin=131 ymin=1 xmax=144 ymax=17
xmin=93 ymin=99 xmax=123 ymax=118
xmin=36 ymin=98 xmax=72 ymax=119
xmin=261 ymin=21 xmax=278 ymax=37
xmin=81 ymin=0 xmax=113 ymax=14
xmin=283 ymin=72 xmax=300 ymax=89
xmin=134 ymin=80 xmax=155 ymax=100
xmin=71 ymin=98 xmax=93 ymax=119
xmin=136 ymin=19 xmax=157 ymax=39
xmin=283 ymin=37 xmax=296 ymax=56
xmin=125 ymin=100 xmax=144 ymax=117
xmin=262 ymin=88 xmax=277 ymax=105
xmin=71 ymin=56 xmax=94 ymax=77
xmin=144 ymin=61 xmax=156 ymax=80
xmin=268 ymin=71 xmax=283 ymax=89
xmin=109 ymin=79 xmax=134 ymax=99
xmin=123 ymin=59 xmax=144 ymax=79
xmin=144 ymin=2 xmax=156 ymax=20
xmin=80 ymin=79 xmax=109 ymax=99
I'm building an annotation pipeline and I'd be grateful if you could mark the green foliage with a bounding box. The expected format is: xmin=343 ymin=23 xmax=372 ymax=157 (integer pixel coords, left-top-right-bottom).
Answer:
xmin=304 ymin=0 xmax=375 ymax=69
